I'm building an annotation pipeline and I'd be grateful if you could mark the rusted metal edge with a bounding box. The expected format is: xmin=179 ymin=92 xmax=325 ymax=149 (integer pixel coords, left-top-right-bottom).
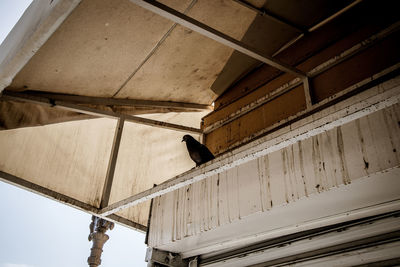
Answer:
xmin=203 ymin=23 xmax=400 ymax=134
xmin=128 ymin=0 xmax=307 ymax=78
xmin=19 ymin=91 xmax=213 ymax=111
xmin=98 ymin=79 xmax=400 ymax=216
xmin=1 ymin=91 xmax=203 ymax=134
xmin=0 ymin=170 xmax=147 ymax=232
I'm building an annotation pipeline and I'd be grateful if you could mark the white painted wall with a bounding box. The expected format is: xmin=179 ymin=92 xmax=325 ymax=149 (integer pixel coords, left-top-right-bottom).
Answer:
xmin=147 ymin=80 xmax=400 ymax=257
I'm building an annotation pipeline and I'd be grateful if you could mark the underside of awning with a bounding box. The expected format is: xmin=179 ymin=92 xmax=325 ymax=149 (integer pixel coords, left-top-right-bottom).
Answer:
xmin=1 ymin=0 xmax=398 ymax=231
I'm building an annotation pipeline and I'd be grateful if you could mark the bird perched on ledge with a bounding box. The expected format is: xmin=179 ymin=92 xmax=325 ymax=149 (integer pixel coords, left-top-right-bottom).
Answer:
xmin=182 ymin=135 xmax=215 ymax=166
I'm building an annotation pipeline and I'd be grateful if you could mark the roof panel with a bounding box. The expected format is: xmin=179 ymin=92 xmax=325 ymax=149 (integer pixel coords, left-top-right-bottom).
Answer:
xmin=9 ymin=0 xmax=192 ymax=97
xmin=116 ymin=0 xmax=257 ymax=103
xmin=0 ymin=118 xmax=116 ymax=207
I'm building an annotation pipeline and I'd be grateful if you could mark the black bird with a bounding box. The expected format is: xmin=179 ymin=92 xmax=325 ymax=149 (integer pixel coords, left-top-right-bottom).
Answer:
xmin=182 ymin=135 xmax=215 ymax=166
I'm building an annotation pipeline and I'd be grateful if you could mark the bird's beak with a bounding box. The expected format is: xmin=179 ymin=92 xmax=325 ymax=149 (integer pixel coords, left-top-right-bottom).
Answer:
xmin=181 ymin=139 xmax=184 ymax=142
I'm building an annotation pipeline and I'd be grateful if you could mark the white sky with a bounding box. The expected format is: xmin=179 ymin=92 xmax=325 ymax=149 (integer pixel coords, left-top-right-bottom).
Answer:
xmin=0 ymin=1 xmax=147 ymax=266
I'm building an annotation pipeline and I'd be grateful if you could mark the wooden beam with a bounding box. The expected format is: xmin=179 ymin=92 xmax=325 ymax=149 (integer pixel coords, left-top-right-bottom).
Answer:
xmin=203 ymin=23 xmax=400 ymax=133
xmin=100 ymin=117 xmax=125 ymax=209
xmin=1 ymin=91 xmax=203 ymax=134
xmin=23 ymin=91 xmax=213 ymax=111
xmin=128 ymin=0 xmax=307 ymax=78
xmin=204 ymin=78 xmax=303 ymax=134
xmin=98 ymin=81 xmax=400 ymax=216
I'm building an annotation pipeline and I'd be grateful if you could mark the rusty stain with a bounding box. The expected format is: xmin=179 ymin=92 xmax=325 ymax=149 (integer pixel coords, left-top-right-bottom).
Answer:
xmin=312 ymin=136 xmax=323 ymax=193
xmin=324 ymin=131 xmax=339 ymax=188
xmin=281 ymin=150 xmax=290 ymax=203
xmin=356 ymin=119 xmax=369 ymax=175
xmin=382 ymin=107 xmax=400 ymax=163
xmin=363 ymin=157 xmax=369 ymax=169
xmin=337 ymin=126 xmax=351 ymax=185
xmin=298 ymin=141 xmax=309 ymax=197
xmin=264 ymin=155 xmax=272 ymax=209
xmin=257 ymin=157 xmax=266 ymax=211
xmin=289 ymin=145 xmax=299 ymax=200
xmin=217 ymin=174 xmax=220 ymax=227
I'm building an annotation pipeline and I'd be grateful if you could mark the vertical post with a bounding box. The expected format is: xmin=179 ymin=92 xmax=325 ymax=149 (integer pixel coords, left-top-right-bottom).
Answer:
xmin=100 ymin=117 xmax=125 ymax=209
xmin=303 ymin=77 xmax=313 ymax=109
xmin=87 ymin=216 xmax=115 ymax=267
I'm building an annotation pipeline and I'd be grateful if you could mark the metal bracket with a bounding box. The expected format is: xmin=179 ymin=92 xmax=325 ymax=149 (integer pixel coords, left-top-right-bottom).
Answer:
xmin=145 ymin=248 xmax=190 ymax=267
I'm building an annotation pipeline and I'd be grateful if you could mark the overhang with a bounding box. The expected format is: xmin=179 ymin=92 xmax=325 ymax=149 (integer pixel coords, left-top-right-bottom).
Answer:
xmin=1 ymin=0 xmax=396 ymax=232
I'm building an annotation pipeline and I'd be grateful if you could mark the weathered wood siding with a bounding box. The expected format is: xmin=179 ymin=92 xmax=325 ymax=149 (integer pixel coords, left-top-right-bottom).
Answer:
xmin=202 ymin=0 xmax=400 ymax=154
xmin=148 ymin=103 xmax=400 ymax=247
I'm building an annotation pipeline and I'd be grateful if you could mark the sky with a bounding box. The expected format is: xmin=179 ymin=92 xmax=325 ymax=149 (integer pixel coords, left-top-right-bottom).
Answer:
xmin=0 ymin=1 xmax=147 ymax=266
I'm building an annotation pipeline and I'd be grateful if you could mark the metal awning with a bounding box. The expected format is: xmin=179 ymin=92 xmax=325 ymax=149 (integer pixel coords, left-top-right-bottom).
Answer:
xmin=0 ymin=0 xmax=364 ymax=231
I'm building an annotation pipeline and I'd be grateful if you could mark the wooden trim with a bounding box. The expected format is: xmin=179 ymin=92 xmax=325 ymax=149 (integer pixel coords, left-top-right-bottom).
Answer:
xmin=204 ymin=23 xmax=400 ymax=133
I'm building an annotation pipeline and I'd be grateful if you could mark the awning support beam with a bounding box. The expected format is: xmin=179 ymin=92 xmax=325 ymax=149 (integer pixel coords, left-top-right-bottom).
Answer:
xmin=20 ymin=91 xmax=212 ymax=111
xmin=100 ymin=117 xmax=125 ymax=209
xmin=1 ymin=91 xmax=202 ymax=134
xmin=0 ymin=170 xmax=147 ymax=232
xmin=128 ymin=0 xmax=307 ymax=79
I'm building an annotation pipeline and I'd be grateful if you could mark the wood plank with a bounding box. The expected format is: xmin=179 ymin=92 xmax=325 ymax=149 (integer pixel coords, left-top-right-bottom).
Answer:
xmin=312 ymin=32 xmax=400 ymax=102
